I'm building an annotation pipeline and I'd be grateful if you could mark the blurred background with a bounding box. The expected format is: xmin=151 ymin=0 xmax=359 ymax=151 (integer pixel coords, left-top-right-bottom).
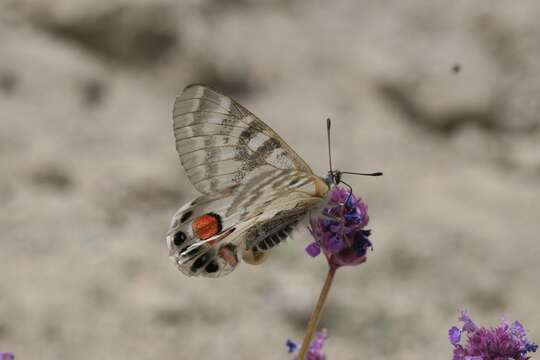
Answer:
xmin=1 ymin=1 xmax=540 ymax=359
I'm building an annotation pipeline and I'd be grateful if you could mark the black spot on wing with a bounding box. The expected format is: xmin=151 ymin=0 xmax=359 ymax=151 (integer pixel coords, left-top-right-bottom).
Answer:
xmin=238 ymin=126 xmax=258 ymax=145
xmin=191 ymin=253 xmax=211 ymax=273
xmin=252 ymin=138 xmax=280 ymax=160
xmin=173 ymin=231 xmax=187 ymax=246
xmin=180 ymin=210 xmax=193 ymax=223
xmin=205 ymin=260 xmax=219 ymax=274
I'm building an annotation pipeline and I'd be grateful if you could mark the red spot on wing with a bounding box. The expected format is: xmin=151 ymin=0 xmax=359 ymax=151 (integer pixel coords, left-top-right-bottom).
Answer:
xmin=192 ymin=213 xmax=222 ymax=240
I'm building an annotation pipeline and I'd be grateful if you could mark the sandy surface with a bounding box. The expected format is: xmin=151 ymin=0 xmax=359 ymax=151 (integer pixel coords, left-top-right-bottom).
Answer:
xmin=1 ymin=1 xmax=540 ymax=359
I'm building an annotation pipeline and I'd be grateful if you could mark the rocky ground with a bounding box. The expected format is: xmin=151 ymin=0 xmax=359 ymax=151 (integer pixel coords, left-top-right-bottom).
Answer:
xmin=1 ymin=1 xmax=540 ymax=359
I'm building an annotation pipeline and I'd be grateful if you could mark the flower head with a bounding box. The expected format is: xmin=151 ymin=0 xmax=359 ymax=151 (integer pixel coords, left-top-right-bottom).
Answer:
xmin=449 ymin=311 xmax=538 ymax=360
xmin=307 ymin=186 xmax=372 ymax=268
xmin=0 ymin=353 xmax=15 ymax=360
xmin=287 ymin=329 xmax=328 ymax=360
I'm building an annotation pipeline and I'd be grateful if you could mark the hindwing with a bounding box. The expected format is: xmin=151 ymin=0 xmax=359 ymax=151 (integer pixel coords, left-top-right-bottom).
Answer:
xmin=167 ymin=169 xmax=328 ymax=277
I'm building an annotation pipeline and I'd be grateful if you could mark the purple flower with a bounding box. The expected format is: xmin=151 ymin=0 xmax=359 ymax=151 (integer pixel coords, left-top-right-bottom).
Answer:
xmin=305 ymin=242 xmax=321 ymax=257
xmin=287 ymin=329 xmax=328 ymax=360
xmin=286 ymin=339 xmax=299 ymax=354
xmin=449 ymin=311 xmax=538 ymax=360
xmin=307 ymin=186 xmax=372 ymax=268
xmin=449 ymin=326 xmax=462 ymax=344
xmin=0 ymin=353 xmax=14 ymax=360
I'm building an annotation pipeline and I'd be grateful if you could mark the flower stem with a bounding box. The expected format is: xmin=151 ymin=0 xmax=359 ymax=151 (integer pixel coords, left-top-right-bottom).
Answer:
xmin=297 ymin=265 xmax=337 ymax=359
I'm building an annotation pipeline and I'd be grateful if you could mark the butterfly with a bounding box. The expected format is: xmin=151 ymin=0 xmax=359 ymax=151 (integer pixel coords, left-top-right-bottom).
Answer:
xmin=166 ymin=84 xmax=331 ymax=277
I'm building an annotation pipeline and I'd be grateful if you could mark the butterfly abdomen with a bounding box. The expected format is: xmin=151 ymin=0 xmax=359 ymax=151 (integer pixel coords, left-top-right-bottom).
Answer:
xmin=254 ymin=224 xmax=296 ymax=251
xmin=245 ymin=208 xmax=306 ymax=251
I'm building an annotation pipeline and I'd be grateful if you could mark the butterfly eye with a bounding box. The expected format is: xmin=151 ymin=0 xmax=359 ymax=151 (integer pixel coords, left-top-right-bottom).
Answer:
xmin=173 ymin=231 xmax=187 ymax=246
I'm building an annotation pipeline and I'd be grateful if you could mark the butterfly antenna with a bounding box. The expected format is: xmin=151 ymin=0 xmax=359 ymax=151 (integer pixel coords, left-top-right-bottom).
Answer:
xmin=340 ymin=171 xmax=383 ymax=177
xmin=326 ymin=118 xmax=333 ymax=175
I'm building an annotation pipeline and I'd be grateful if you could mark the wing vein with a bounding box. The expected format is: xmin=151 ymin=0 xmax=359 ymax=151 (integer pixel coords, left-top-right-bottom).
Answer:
xmin=192 ymin=171 xmax=238 ymax=185
xmin=175 ymin=133 xmax=244 ymax=142
xmin=185 ymin=158 xmax=243 ymax=172
xmin=175 ymin=96 xmax=229 ymax=111
xmin=179 ymin=144 xmax=243 ymax=157
xmin=173 ymin=122 xmax=250 ymax=132
xmin=174 ymin=110 xmax=231 ymax=118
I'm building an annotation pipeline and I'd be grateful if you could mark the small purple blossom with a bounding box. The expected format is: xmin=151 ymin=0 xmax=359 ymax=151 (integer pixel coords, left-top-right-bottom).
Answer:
xmin=305 ymin=242 xmax=321 ymax=257
xmin=287 ymin=329 xmax=328 ymax=360
xmin=0 ymin=353 xmax=14 ymax=360
xmin=449 ymin=311 xmax=538 ymax=360
xmin=449 ymin=326 xmax=462 ymax=344
xmin=286 ymin=339 xmax=299 ymax=354
xmin=308 ymin=186 xmax=372 ymax=268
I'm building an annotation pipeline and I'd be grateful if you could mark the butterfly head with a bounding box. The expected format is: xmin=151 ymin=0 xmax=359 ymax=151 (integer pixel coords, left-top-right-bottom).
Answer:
xmin=325 ymin=169 xmax=382 ymax=206
xmin=325 ymin=170 xmax=342 ymax=186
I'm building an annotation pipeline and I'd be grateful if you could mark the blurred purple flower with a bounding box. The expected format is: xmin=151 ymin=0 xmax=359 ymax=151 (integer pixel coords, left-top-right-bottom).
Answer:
xmin=307 ymin=186 xmax=372 ymax=268
xmin=449 ymin=311 xmax=538 ymax=360
xmin=287 ymin=329 xmax=328 ymax=360
xmin=0 ymin=353 xmax=14 ymax=360
xmin=449 ymin=326 xmax=462 ymax=344
xmin=305 ymin=242 xmax=321 ymax=257
xmin=286 ymin=339 xmax=299 ymax=354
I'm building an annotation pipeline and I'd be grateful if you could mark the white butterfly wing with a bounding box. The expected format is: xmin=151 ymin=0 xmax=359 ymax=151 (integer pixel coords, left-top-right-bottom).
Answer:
xmin=167 ymin=85 xmax=329 ymax=277
xmin=173 ymin=84 xmax=313 ymax=195
xmin=167 ymin=169 xmax=327 ymax=277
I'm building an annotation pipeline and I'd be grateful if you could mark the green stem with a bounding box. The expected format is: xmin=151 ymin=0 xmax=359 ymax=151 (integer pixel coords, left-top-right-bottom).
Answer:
xmin=297 ymin=265 xmax=337 ymax=359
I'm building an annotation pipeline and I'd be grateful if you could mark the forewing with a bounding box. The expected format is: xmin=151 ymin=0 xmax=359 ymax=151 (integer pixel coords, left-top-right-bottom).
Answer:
xmin=166 ymin=169 xmax=328 ymax=277
xmin=173 ymin=84 xmax=314 ymax=195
